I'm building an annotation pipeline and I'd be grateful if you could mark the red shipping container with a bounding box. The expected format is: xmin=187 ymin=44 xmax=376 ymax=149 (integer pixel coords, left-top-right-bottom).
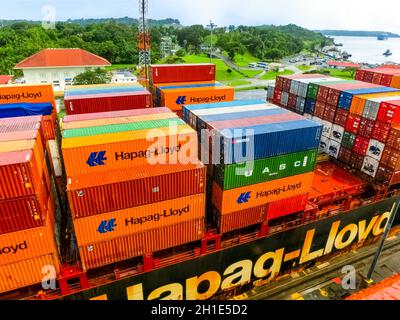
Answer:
xmin=350 ymin=153 xmax=365 ymax=170
xmin=375 ymin=165 xmax=400 ymax=185
xmin=64 ymin=91 xmax=152 ymax=115
xmin=150 ymin=64 xmax=216 ymax=84
xmin=334 ymin=108 xmax=349 ymax=127
xmin=392 ymin=171 xmax=400 ymax=185
xmin=338 ymin=147 xmax=352 ymax=164
xmin=287 ymin=94 xmax=297 ymax=110
xmin=273 ymin=89 xmax=282 ymax=105
xmin=0 ymin=178 xmax=49 ymax=234
xmin=323 ymin=103 xmax=337 ymax=122
xmin=372 ymin=72 xmax=383 ymax=85
xmin=381 ymin=74 xmax=394 ymax=87
xmin=387 ymin=125 xmax=400 ymax=150
xmin=68 ymin=164 xmax=206 ymax=218
xmin=364 ymin=71 xmax=374 ymax=83
xmin=381 ymin=147 xmax=400 ymax=170
xmin=282 ymin=78 xmax=292 ymax=92
xmin=358 ymin=118 xmax=375 ymax=138
xmin=317 ymin=86 xmax=330 ymax=103
xmin=63 ymin=107 xmax=171 ymax=124
xmin=0 ymin=147 xmax=46 ymax=200
xmin=377 ymin=100 xmax=400 ymax=124
xmin=314 ymin=101 xmax=326 ymax=118
xmin=275 ymin=77 xmax=284 ymax=91
xmin=345 ymin=113 xmax=362 ymax=134
xmin=327 ymin=89 xmax=341 ymax=106
xmin=78 ymin=218 xmax=205 ymax=270
xmin=353 ymin=135 xmax=370 ymax=156
xmin=267 ymin=194 xmax=308 ymax=221
xmin=216 ymin=205 xmax=266 ymax=234
xmin=356 ymin=70 xmax=366 ymax=81
xmin=372 ymin=121 xmax=392 ymax=143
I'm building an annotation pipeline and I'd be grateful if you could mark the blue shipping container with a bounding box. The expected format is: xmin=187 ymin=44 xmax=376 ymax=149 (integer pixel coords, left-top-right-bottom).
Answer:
xmin=338 ymin=87 xmax=400 ymax=110
xmin=305 ymin=98 xmax=316 ymax=114
xmin=208 ymin=119 xmax=322 ymax=165
xmin=0 ymin=102 xmax=53 ymax=118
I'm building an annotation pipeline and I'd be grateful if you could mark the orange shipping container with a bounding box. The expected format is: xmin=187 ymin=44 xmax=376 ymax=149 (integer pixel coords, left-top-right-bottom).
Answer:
xmin=0 ymin=197 xmax=56 ymax=265
xmin=391 ymin=75 xmax=400 ymax=89
xmin=212 ymin=172 xmax=314 ymax=215
xmin=0 ymin=84 xmax=55 ymax=105
xmin=61 ymin=111 xmax=177 ymax=131
xmin=62 ymin=125 xmax=198 ymax=177
xmin=160 ymin=86 xmax=235 ymax=111
xmin=73 ymin=193 xmax=205 ymax=246
xmin=0 ymin=254 xmax=60 ymax=294
xmin=79 ymin=218 xmax=205 ymax=270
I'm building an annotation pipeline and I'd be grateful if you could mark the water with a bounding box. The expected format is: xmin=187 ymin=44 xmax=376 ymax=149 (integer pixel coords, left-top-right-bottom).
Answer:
xmin=332 ymin=36 xmax=400 ymax=64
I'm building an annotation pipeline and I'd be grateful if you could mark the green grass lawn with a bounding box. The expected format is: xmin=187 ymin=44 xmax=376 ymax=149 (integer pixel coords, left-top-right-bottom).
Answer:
xmin=233 ymin=52 xmax=259 ymax=67
xmin=223 ymin=80 xmax=252 ymax=87
xmin=319 ymin=68 xmax=355 ymax=80
xmin=259 ymin=69 xmax=295 ymax=80
xmin=298 ymin=65 xmax=312 ymax=71
xmin=182 ymin=55 xmax=259 ymax=81
xmin=105 ymin=64 xmax=136 ymax=71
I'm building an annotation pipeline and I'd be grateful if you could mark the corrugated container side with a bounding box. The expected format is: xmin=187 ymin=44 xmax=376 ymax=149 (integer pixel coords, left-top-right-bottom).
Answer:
xmin=345 ymin=114 xmax=362 ymax=134
xmin=150 ymin=64 xmax=216 ymax=84
xmin=65 ymin=91 xmax=152 ymax=115
xmin=372 ymin=121 xmax=391 ymax=143
xmin=0 ymin=149 xmax=44 ymax=200
xmin=212 ymin=172 xmax=314 ymax=215
xmin=381 ymin=147 xmax=400 ymax=170
xmin=358 ymin=118 xmax=375 ymax=138
xmin=267 ymin=194 xmax=309 ymax=220
xmin=378 ymin=101 xmax=400 ymax=124
xmin=387 ymin=125 xmax=400 ymax=150
xmin=216 ymin=205 xmax=267 ymax=234
xmin=0 ymin=254 xmax=60 ymax=294
xmin=68 ymin=164 xmax=206 ymax=218
xmin=73 ymin=194 xmax=205 ymax=245
xmin=79 ymin=218 xmax=205 ymax=270
xmin=214 ymin=149 xmax=317 ymax=190
xmin=0 ymin=84 xmax=55 ymax=105
xmin=62 ymin=125 xmax=198 ymax=177
xmin=0 ymin=199 xmax=55 ymax=264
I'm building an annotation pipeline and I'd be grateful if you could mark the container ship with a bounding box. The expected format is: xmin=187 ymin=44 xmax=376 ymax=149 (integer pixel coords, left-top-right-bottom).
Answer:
xmin=0 ymin=64 xmax=400 ymax=301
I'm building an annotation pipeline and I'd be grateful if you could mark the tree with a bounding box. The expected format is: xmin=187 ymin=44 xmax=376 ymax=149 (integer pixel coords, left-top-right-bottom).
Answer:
xmin=73 ymin=68 xmax=112 ymax=85
xmin=175 ymin=49 xmax=185 ymax=57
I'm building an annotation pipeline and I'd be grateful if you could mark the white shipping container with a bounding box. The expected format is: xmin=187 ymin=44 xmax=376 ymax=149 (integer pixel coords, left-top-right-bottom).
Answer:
xmin=328 ymin=139 xmax=341 ymax=159
xmin=366 ymin=139 xmax=385 ymax=161
xmin=319 ymin=135 xmax=329 ymax=154
xmin=330 ymin=125 xmax=345 ymax=143
xmin=322 ymin=120 xmax=333 ymax=139
xmin=362 ymin=156 xmax=380 ymax=177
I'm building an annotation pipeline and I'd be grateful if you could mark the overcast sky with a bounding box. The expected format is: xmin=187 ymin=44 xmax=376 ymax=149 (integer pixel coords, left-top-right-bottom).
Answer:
xmin=2 ymin=0 xmax=400 ymax=33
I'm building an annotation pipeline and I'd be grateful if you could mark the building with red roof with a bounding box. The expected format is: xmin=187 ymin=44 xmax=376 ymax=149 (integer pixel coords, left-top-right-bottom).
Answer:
xmin=14 ymin=48 xmax=111 ymax=91
xmin=327 ymin=61 xmax=362 ymax=69
xmin=0 ymin=75 xmax=12 ymax=85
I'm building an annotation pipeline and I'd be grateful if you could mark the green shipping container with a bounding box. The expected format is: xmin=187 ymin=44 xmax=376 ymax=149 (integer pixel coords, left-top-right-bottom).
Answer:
xmin=306 ymin=80 xmax=350 ymax=100
xmin=62 ymin=118 xmax=185 ymax=138
xmin=214 ymin=149 xmax=318 ymax=190
xmin=342 ymin=132 xmax=356 ymax=149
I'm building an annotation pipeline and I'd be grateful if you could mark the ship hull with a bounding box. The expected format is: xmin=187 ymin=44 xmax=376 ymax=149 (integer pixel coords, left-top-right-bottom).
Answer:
xmin=63 ymin=196 xmax=400 ymax=300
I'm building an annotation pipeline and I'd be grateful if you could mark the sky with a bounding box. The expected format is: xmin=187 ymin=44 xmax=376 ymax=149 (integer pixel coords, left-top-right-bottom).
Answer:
xmin=2 ymin=0 xmax=400 ymax=33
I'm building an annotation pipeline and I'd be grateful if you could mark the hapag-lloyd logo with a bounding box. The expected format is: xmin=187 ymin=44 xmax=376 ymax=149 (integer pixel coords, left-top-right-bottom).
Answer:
xmin=0 ymin=241 xmax=28 ymax=254
xmin=0 ymin=92 xmax=43 ymax=102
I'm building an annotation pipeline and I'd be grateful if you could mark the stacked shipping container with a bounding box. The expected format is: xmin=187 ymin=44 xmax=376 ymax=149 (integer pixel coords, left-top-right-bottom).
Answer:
xmin=356 ymin=67 xmax=400 ymax=88
xmin=61 ymin=107 xmax=206 ymax=270
xmin=63 ymin=83 xmax=152 ymax=115
xmin=272 ymin=73 xmax=400 ymax=186
xmin=183 ymin=100 xmax=321 ymax=233
xmin=149 ymin=64 xmax=235 ymax=116
xmin=0 ymin=114 xmax=59 ymax=294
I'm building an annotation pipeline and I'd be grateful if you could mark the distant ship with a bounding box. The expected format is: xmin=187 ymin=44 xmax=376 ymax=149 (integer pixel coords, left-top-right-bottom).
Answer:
xmin=383 ymin=49 xmax=393 ymax=56
xmin=378 ymin=34 xmax=389 ymax=40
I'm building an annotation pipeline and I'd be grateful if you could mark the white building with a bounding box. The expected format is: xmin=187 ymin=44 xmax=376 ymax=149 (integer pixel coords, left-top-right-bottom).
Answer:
xmin=14 ymin=48 xmax=111 ymax=92
xmin=111 ymin=70 xmax=138 ymax=84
